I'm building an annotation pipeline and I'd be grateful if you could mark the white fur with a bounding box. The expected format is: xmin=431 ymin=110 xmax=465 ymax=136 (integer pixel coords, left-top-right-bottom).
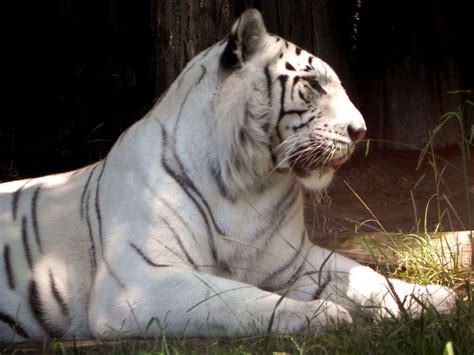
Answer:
xmin=0 ymin=10 xmax=455 ymax=342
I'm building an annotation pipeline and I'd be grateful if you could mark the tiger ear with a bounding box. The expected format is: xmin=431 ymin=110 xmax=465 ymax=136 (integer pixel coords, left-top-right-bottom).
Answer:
xmin=221 ymin=9 xmax=267 ymax=69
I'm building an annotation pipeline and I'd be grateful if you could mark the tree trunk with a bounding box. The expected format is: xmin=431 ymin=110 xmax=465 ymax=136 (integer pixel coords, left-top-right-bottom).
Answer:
xmin=150 ymin=0 xmax=242 ymax=97
xmin=149 ymin=1 xmax=355 ymax=100
xmin=355 ymin=0 xmax=472 ymax=149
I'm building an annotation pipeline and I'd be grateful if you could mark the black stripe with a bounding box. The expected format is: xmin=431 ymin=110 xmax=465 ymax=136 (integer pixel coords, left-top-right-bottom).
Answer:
xmin=288 ymin=258 xmax=306 ymax=283
xmin=29 ymin=280 xmax=63 ymax=338
xmin=85 ymin=192 xmax=97 ymax=270
xmin=177 ymin=61 xmax=197 ymax=88
xmin=290 ymin=76 xmax=300 ymax=101
xmin=49 ymin=271 xmax=70 ymax=318
xmin=152 ymin=237 xmax=190 ymax=264
xmin=177 ymin=43 xmax=213 ymax=86
xmin=161 ymin=150 xmax=212 ymax=242
xmin=11 ymin=180 xmax=29 ymax=221
xmin=80 ymin=164 xmax=98 ymax=221
xmin=209 ymin=164 xmax=236 ymax=203
xmin=167 ymin=69 xmax=228 ymax=261
xmin=160 ymin=216 xmax=198 ymax=269
xmin=12 ymin=189 xmax=21 ymax=221
xmin=284 ymin=109 xmax=308 ymax=116
xmin=271 ymin=187 xmax=299 ymax=225
xmin=198 ymin=44 xmax=215 ymax=58
xmin=293 ymin=115 xmax=317 ymax=132
xmin=196 ymin=65 xmax=207 ymax=86
xmin=298 ymin=89 xmax=310 ymax=104
xmin=0 ymin=312 xmax=29 ymax=339
xmin=261 ymin=117 xmax=271 ymax=133
xmin=271 ymin=150 xmax=278 ymax=167
xmin=161 ymin=125 xmax=219 ymax=262
xmin=22 ymin=216 xmax=33 ymax=269
xmin=157 ymin=196 xmax=199 ymax=242
xmin=304 ymin=77 xmax=326 ymax=95
xmin=268 ymin=184 xmax=299 ymax=223
xmin=260 ymin=230 xmax=306 ymax=287
xmin=262 ymin=233 xmax=308 ymax=293
xmin=313 ymin=273 xmax=332 ymax=300
xmin=276 ymin=75 xmax=289 ymax=141
xmin=130 ymin=243 xmax=171 ymax=268
xmin=31 ymin=186 xmax=43 ymax=253
xmin=239 ymin=127 xmax=248 ymax=146
xmin=173 ymin=82 xmax=196 ymax=138
xmin=103 ymin=258 xmax=126 ymax=289
xmin=252 ymin=183 xmax=297 ymax=240
xmin=94 ymin=161 xmax=107 ymax=249
xmin=278 ymin=93 xmax=309 ymax=123
xmin=285 ymin=62 xmax=296 ymax=71
xmin=70 ymin=169 xmax=81 ymax=177
xmin=289 ymin=244 xmax=317 ymax=283
xmin=261 ymin=188 xmax=301 ymax=248
xmin=169 ymin=156 xmax=220 ymax=261
xmin=264 ymin=64 xmax=273 ymax=107
xmin=173 ymin=64 xmax=213 ymax=139
xmin=93 ymin=160 xmax=125 ymax=289
xmin=3 ymin=244 xmax=15 ymax=290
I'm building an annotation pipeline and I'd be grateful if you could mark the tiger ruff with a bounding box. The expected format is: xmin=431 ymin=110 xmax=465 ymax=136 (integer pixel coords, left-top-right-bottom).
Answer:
xmin=0 ymin=9 xmax=455 ymax=341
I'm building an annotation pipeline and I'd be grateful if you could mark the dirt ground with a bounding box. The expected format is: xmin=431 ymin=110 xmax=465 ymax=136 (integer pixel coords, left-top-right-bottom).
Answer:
xmin=306 ymin=145 xmax=474 ymax=242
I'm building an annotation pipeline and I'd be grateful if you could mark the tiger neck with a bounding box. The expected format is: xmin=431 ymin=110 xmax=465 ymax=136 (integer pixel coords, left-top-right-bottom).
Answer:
xmin=111 ymin=106 xmax=304 ymax=248
xmin=200 ymin=167 xmax=304 ymax=241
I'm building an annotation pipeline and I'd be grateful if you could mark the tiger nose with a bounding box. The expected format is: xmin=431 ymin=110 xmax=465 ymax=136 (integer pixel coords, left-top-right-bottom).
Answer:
xmin=347 ymin=125 xmax=366 ymax=143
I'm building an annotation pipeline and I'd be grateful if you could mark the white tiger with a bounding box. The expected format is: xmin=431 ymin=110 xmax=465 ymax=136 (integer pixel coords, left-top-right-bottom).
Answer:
xmin=0 ymin=9 xmax=455 ymax=342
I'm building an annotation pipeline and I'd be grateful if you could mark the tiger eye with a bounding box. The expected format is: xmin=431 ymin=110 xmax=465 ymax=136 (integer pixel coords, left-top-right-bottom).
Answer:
xmin=304 ymin=77 xmax=327 ymax=96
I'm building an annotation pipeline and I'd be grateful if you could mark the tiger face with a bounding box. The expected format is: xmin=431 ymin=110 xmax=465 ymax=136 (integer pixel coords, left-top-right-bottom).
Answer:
xmin=216 ymin=9 xmax=366 ymax=193
xmin=268 ymin=40 xmax=366 ymax=190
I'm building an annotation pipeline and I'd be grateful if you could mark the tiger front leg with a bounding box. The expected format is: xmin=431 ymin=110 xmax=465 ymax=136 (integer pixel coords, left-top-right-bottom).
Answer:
xmin=285 ymin=243 xmax=456 ymax=320
xmin=88 ymin=268 xmax=352 ymax=338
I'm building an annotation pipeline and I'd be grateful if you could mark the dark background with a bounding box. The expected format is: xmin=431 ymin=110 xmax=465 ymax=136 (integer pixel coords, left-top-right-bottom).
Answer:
xmin=2 ymin=0 xmax=472 ymax=179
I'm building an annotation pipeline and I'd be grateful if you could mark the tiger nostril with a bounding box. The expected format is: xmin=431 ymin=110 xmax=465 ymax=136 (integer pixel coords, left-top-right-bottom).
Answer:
xmin=347 ymin=126 xmax=366 ymax=142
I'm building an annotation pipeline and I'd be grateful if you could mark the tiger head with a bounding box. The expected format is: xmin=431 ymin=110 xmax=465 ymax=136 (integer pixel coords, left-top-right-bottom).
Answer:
xmin=211 ymin=9 xmax=366 ymax=196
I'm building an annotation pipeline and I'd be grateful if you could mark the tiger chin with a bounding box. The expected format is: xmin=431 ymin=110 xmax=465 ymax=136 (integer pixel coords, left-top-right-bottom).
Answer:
xmin=0 ymin=9 xmax=455 ymax=342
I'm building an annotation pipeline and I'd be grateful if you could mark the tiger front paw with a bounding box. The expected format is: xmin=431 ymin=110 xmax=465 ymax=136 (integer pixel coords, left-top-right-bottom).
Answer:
xmin=386 ymin=279 xmax=457 ymax=317
xmin=306 ymin=299 xmax=353 ymax=331
xmin=269 ymin=299 xmax=352 ymax=334
xmin=412 ymin=284 xmax=457 ymax=314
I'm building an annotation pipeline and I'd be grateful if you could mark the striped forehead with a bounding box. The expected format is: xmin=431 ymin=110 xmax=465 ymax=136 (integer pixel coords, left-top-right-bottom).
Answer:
xmin=273 ymin=37 xmax=336 ymax=81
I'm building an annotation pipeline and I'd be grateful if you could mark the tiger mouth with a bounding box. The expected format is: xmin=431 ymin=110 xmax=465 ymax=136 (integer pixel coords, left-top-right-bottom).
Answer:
xmin=290 ymin=153 xmax=349 ymax=178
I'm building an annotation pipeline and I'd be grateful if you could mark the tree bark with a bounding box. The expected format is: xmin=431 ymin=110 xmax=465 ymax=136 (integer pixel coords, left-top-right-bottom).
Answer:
xmin=150 ymin=0 xmax=241 ymax=97
xmin=150 ymin=1 xmax=356 ymax=100
xmin=355 ymin=0 xmax=472 ymax=149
